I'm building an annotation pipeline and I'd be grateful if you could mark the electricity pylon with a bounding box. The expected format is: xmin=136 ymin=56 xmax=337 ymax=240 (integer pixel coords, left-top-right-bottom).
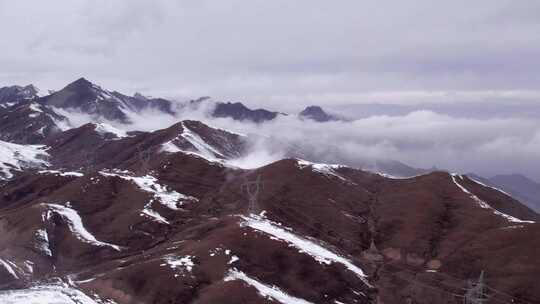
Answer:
xmin=241 ymin=175 xmax=263 ymax=215
xmin=464 ymin=271 xmax=488 ymax=304
xmin=137 ymin=144 xmax=151 ymax=174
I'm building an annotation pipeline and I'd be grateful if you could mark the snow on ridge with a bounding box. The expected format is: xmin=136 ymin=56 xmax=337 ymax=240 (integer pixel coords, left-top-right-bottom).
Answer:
xmin=160 ymin=122 xmax=225 ymax=163
xmin=240 ymin=214 xmax=371 ymax=286
xmin=44 ymin=203 xmax=122 ymax=251
xmin=99 ymin=171 xmax=197 ymax=225
xmin=0 ymin=284 xmax=100 ymax=304
xmin=373 ymin=171 xmax=429 ymax=180
xmin=467 ymin=176 xmax=512 ymax=197
xmin=99 ymin=171 xmax=198 ymax=209
xmin=0 ymin=258 xmax=19 ymax=279
xmin=0 ymin=141 xmax=49 ymax=179
xmin=28 ymin=103 xmax=43 ymax=113
xmin=39 ymin=170 xmax=84 ymax=177
xmin=224 ymin=269 xmax=314 ymax=304
xmin=296 ymin=159 xmax=353 ymax=183
xmin=451 ymin=174 xmax=534 ymax=224
xmin=93 ymin=123 xmax=128 ymax=138
xmin=181 ymin=122 xmax=225 ymax=158
xmin=141 ymin=208 xmax=170 ymax=225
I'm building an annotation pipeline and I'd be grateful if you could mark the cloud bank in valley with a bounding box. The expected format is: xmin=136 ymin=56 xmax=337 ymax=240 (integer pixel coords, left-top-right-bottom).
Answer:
xmin=55 ymin=102 xmax=540 ymax=181
xmin=201 ymin=111 xmax=540 ymax=181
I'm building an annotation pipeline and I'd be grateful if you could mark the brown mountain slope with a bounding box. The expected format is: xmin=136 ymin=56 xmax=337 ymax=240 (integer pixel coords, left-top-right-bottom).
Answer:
xmin=0 ymin=121 xmax=538 ymax=304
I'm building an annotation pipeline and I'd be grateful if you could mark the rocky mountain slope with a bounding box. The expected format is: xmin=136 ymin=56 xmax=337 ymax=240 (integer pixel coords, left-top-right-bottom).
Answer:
xmin=468 ymin=173 xmax=540 ymax=213
xmin=0 ymin=117 xmax=538 ymax=304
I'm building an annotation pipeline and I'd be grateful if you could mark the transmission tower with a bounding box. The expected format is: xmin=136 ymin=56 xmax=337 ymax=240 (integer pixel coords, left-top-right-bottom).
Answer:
xmin=83 ymin=151 xmax=94 ymax=174
xmin=137 ymin=144 xmax=152 ymax=174
xmin=241 ymin=175 xmax=263 ymax=214
xmin=464 ymin=271 xmax=488 ymax=304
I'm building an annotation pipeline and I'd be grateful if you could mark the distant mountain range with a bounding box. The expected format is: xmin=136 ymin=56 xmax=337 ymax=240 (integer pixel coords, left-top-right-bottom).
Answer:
xmin=0 ymin=78 xmax=344 ymax=125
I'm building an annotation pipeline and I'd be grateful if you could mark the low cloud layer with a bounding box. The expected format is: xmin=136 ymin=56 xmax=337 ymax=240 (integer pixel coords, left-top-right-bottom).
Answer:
xmin=202 ymin=111 xmax=540 ymax=181
xmin=57 ymin=104 xmax=540 ymax=181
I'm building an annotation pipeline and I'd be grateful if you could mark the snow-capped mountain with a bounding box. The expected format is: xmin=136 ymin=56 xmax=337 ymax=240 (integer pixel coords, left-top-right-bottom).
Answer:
xmin=0 ymin=100 xmax=69 ymax=144
xmin=37 ymin=78 xmax=176 ymax=123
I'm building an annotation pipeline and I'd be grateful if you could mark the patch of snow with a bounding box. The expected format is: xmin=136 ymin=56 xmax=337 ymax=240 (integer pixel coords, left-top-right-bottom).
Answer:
xmin=240 ymin=214 xmax=370 ymax=286
xmin=224 ymin=269 xmax=314 ymax=304
xmin=28 ymin=103 xmax=43 ymax=113
xmin=0 ymin=258 xmax=19 ymax=279
xmin=99 ymin=171 xmax=198 ymax=209
xmin=23 ymin=261 xmax=34 ymax=274
xmin=500 ymin=225 xmax=525 ymax=230
xmin=45 ymin=204 xmax=122 ymax=251
xmin=93 ymin=123 xmax=127 ymax=138
xmin=0 ymin=141 xmax=49 ymax=179
xmin=468 ymin=176 xmax=512 ymax=197
xmin=161 ymin=141 xmax=181 ymax=153
xmin=181 ymin=122 xmax=225 ymax=158
xmin=296 ymin=159 xmax=352 ymax=183
xmin=39 ymin=170 xmax=84 ymax=177
xmin=373 ymin=172 xmax=426 ymax=179
xmin=36 ymin=126 xmax=46 ymax=136
xmin=0 ymin=284 xmax=99 ymax=304
xmin=162 ymin=255 xmax=195 ymax=276
xmin=140 ymin=208 xmax=169 ymax=225
xmin=451 ymin=174 xmax=534 ymax=224
xmin=35 ymin=229 xmax=52 ymax=257
xmin=160 ymin=122 xmax=227 ymax=165
xmin=228 ymin=255 xmax=239 ymax=265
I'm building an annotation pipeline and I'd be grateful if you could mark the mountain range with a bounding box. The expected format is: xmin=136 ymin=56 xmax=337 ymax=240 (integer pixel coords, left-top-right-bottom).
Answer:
xmin=0 ymin=79 xmax=539 ymax=303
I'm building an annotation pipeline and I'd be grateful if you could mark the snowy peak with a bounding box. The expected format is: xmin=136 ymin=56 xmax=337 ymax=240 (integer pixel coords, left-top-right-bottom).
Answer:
xmin=0 ymin=100 xmax=68 ymax=144
xmin=38 ymin=78 xmax=177 ymax=123
xmin=159 ymin=120 xmax=247 ymax=161
xmin=39 ymin=78 xmax=130 ymax=122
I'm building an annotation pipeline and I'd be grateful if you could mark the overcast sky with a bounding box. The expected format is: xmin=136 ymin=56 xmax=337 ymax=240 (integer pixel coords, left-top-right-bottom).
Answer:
xmin=1 ymin=0 xmax=540 ymax=111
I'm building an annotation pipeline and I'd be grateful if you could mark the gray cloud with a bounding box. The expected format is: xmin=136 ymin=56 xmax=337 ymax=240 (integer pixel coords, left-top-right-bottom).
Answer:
xmin=54 ymin=102 xmax=540 ymax=182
